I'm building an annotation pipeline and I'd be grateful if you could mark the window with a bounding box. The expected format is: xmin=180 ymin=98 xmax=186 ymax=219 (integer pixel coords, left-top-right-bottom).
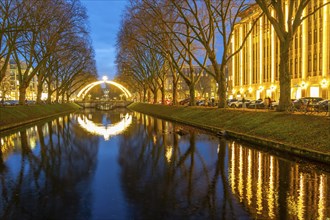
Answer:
xmin=295 ymin=35 xmax=298 ymax=49
xmin=319 ymin=53 xmax=322 ymax=71
xmin=313 ymin=54 xmax=317 ymax=73
xmin=294 ymin=58 xmax=298 ymax=78
xmin=290 ymin=59 xmax=293 ymax=78
xmin=314 ymin=29 xmax=317 ymax=44
xmin=310 ymin=86 xmax=319 ymax=97
xmin=308 ymin=31 xmax=312 ymax=45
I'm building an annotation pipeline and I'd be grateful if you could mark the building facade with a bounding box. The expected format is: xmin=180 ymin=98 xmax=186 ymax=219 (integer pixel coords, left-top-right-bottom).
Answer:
xmin=164 ymin=66 xmax=219 ymax=102
xmin=0 ymin=60 xmax=38 ymax=101
xmin=229 ymin=1 xmax=330 ymax=101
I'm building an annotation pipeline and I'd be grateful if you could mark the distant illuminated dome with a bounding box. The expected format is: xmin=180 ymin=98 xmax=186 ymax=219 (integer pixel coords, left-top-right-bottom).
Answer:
xmin=77 ymin=113 xmax=132 ymax=140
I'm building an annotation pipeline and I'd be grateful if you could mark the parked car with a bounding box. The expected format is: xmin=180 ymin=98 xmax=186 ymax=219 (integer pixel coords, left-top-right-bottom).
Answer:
xmin=26 ymin=100 xmax=36 ymax=105
xmin=3 ymin=100 xmax=19 ymax=105
xmin=247 ymin=99 xmax=265 ymax=109
xmin=293 ymin=97 xmax=324 ymax=108
xmin=179 ymin=98 xmax=190 ymax=105
xmin=315 ymin=99 xmax=329 ymax=111
xmin=196 ymin=99 xmax=207 ymax=106
xmin=227 ymin=98 xmax=238 ymax=107
xmin=270 ymin=101 xmax=278 ymax=110
xmin=229 ymin=99 xmax=251 ymax=108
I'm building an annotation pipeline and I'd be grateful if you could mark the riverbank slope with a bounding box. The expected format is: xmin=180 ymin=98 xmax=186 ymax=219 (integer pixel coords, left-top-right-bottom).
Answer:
xmin=0 ymin=103 xmax=82 ymax=131
xmin=128 ymin=103 xmax=330 ymax=164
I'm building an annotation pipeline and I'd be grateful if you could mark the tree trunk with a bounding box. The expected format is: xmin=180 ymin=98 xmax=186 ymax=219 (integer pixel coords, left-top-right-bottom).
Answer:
xmin=189 ymin=84 xmax=195 ymax=106
xmin=153 ymin=89 xmax=158 ymax=104
xmin=36 ymin=83 xmax=43 ymax=104
xmin=47 ymin=82 xmax=52 ymax=104
xmin=209 ymin=56 xmax=223 ymax=108
xmin=161 ymin=85 xmax=165 ymax=104
xmin=278 ymin=41 xmax=291 ymax=111
xmin=172 ymin=77 xmax=178 ymax=105
xmin=66 ymin=93 xmax=70 ymax=102
xmin=56 ymin=92 xmax=59 ymax=103
xmin=143 ymin=87 xmax=147 ymax=102
xmin=138 ymin=90 xmax=142 ymax=102
xmin=18 ymin=85 xmax=28 ymax=105
xmin=147 ymin=90 xmax=151 ymax=103
xmin=218 ymin=66 xmax=226 ymax=108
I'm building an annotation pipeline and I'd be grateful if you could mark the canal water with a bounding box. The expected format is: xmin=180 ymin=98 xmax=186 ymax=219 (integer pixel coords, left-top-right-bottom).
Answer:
xmin=0 ymin=109 xmax=329 ymax=220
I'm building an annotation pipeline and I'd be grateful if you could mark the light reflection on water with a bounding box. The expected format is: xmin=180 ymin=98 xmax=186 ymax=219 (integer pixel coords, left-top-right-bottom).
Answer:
xmin=77 ymin=112 xmax=132 ymax=140
xmin=0 ymin=109 xmax=329 ymax=219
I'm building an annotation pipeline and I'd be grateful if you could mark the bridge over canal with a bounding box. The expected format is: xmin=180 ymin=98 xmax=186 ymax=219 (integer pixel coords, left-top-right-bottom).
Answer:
xmin=75 ymin=78 xmax=133 ymax=110
xmin=76 ymin=100 xmax=133 ymax=110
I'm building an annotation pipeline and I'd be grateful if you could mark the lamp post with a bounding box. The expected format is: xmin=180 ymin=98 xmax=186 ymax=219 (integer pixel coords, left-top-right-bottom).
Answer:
xmin=104 ymin=89 xmax=109 ymax=101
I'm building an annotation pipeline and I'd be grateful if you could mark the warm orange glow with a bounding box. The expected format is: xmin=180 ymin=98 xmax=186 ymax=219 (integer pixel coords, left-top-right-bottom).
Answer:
xmin=77 ymin=113 xmax=132 ymax=140
xmin=267 ymin=156 xmax=275 ymax=218
xmin=318 ymin=175 xmax=325 ymax=220
xmin=165 ymin=145 xmax=173 ymax=163
xmin=271 ymin=9 xmax=275 ymax=83
xmin=322 ymin=1 xmax=328 ymax=77
xmin=77 ymin=80 xmax=132 ymax=99
xmin=259 ymin=17 xmax=263 ymax=85
xmin=246 ymin=149 xmax=252 ymax=205
xmin=256 ymin=152 xmax=263 ymax=214
xmin=238 ymin=146 xmax=243 ymax=201
xmin=232 ymin=35 xmax=236 ymax=90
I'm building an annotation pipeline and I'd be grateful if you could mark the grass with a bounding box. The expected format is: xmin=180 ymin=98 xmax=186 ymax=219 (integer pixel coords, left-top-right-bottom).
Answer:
xmin=128 ymin=103 xmax=330 ymax=155
xmin=0 ymin=103 xmax=81 ymax=130
xmin=1 ymin=102 xmax=328 ymax=162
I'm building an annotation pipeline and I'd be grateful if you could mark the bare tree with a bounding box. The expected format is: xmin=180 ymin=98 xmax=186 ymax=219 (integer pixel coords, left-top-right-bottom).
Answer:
xmin=0 ymin=0 xmax=27 ymax=82
xmin=255 ymin=0 xmax=330 ymax=111
xmin=168 ymin=0 xmax=261 ymax=108
xmin=116 ymin=3 xmax=167 ymax=103
xmin=1 ymin=0 xmax=95 ymax=104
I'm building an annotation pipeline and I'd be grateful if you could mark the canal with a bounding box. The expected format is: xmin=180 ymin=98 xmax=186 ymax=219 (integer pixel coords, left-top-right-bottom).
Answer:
xmin=0 ymin=109 xmax=329 ymax=219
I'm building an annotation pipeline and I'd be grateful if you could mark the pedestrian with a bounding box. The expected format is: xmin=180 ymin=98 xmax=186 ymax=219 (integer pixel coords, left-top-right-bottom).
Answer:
xmin=268 ymin=97 xmax=272 ymax=109
xmin=242 ymin=97 xmax=246 ymax=108
xmin=264 ymin=97 xmax=268 ymax=109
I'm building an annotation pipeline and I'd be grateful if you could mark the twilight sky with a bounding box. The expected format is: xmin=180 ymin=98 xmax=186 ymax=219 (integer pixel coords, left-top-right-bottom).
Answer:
xmin=81 ymin=0 xmax=128 ymax=80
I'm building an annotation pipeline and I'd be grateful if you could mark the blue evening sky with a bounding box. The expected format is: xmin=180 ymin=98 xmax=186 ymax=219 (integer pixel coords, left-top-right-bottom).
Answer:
xmin=81 ymin=0 xmax=128 ymax=80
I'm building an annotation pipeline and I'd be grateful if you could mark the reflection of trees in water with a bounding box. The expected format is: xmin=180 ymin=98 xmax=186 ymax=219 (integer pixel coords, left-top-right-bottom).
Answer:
xmin=118 ymin=114 xmax=247 ymax=219
xmin=0 ymin=114 xmax=99 ymax=219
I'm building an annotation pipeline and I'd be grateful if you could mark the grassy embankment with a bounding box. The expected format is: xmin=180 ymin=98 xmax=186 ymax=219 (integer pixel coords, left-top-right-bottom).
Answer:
xmin=128 ymin=103 xmax=330 ymax=163
xmin=0 ymin=103 xmax=82 ymax=131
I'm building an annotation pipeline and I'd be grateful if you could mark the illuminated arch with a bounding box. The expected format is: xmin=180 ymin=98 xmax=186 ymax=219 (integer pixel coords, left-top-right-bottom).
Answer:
xmin=77 ymin=113 xmax=132 ymax=140
xmin=77 ymin=80 xmax=132 ymax=99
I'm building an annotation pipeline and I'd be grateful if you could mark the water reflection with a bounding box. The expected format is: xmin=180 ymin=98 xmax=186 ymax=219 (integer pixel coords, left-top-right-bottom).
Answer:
xmin=0 ymin=110 xmax=329 ymax=219
xmin=119 ymin=112 xmax=330 ymax=219
xmin=0 ymin=114 xmax=99 ymax=219
xmin=228 ymin=142 xmax=330 ymax=220
xmin=77 ymin=112 xmax=132 ymax=140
